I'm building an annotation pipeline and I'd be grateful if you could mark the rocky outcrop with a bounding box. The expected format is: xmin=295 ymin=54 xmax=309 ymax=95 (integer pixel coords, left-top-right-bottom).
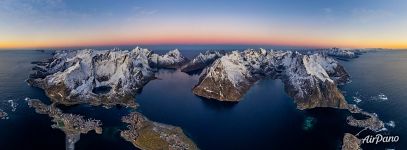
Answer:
xmin=150 ymin=49 xmax=189 ymax=69
xmin=193 ymin=49 xmax=349 ymax=109
xmin=27 ymin=47 xmax=191 ymax=108
xmin=120 ymin=112 xmax=198 ymax=150
xmin=347 ymin=115 xmax=384 ymax=132
xmin=346 ymin=104 xmax=385 ymax=132
xmin=181 ymin=50 xmax=223 ymax=73
xmin=0 ymin=109 xmax=8 ymax=120
xmin=342 ymin=133 xmax=361 ymax=150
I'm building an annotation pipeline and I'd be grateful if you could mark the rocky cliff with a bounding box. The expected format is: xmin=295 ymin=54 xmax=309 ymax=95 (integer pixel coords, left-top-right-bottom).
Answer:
xmin=341 ymin=133 xmax=362 ymax=150
xmin=281 ymin=52 xmax=348 ymax=109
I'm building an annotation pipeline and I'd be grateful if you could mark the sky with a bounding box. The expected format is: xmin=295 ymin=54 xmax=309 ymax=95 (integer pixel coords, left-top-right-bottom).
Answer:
xmin=0 ymin=0 xmax=406 ymax=49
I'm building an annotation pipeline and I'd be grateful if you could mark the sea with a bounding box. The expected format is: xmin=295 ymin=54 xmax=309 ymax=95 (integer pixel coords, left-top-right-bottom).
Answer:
xmin=0 ymin=47 xmax=405 ymax=150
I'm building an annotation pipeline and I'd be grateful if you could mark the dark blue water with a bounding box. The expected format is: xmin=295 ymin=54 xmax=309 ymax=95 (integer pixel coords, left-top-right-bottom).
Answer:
xmin=0 ymin=51 xmax=65 ymax=150
xmin=340 ymin=51 xmax=407 ymax=149
xmin=0 ymin=49 xmax=405 ymax=150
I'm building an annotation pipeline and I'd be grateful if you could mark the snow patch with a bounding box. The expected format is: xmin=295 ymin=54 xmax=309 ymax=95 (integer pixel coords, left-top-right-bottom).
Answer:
xmin=370 ymin=93 xmax=389 ymax=102
xmin=302 ymin=54 xmax=334 ymax=83
xmin=385 ymin=121 xmax=396 ymax=128
xmin=7 ymin=100 xmax=18 ymax=112
xmin=353 ymin=96 xmax=362 ymax=103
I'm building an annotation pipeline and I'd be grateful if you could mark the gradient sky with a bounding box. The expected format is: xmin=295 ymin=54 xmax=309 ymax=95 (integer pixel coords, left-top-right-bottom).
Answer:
xmin=0 ymin=0 xmax=406 ymax=49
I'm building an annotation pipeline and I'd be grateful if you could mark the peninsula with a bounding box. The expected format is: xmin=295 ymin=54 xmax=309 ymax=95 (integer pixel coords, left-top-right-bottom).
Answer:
xmin=28 ymin=99 xmax=102 ymax=150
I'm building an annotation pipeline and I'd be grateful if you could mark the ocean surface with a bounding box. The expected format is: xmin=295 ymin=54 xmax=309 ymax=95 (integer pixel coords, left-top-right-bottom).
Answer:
xmin=0 ymin=49 xmax=405 ymax=150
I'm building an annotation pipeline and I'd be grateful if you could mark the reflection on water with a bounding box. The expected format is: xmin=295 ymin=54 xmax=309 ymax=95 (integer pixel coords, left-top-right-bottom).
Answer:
xmin=198 ymin=98 xmax=238 ymax=111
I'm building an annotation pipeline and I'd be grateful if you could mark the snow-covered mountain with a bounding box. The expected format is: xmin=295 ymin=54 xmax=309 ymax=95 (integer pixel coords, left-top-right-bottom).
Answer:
xmin=280 ymin=52 xmax=348 ymax=109
xmin=27 ymin=47 xmax=187 ymax=108
xmin=28 ymin=47 xmax=351 ymax=110
xmin=192 ymin=51 xmax=255 ymax=101
xmin=193 ymin=49 xmax=349 ymax=109
xmin=150 ymin=49 xmax=189 ymax=69
xmin=324 ymin=48 xmax=358 ymax=58
xmin=181 ymin=50 xmax=224 ymax=73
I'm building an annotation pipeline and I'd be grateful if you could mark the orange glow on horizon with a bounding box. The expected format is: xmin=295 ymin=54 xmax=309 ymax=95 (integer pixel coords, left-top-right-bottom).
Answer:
xmin=1 ymin=35 xmax=406 ymax=50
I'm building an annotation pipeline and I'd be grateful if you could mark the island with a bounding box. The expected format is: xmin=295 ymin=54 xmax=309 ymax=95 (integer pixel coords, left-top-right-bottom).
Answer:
xmin=28 ymin=99 xmax=102 ymax=150
xmin=347 ymin=104 xmax=385 ymax=132
xmin=120 ymin=112 xmax=198 ymax=150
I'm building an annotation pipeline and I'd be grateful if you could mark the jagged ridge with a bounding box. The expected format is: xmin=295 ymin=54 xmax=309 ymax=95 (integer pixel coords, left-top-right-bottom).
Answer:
xmin=181 ymin=50 xmax=224 ymax=73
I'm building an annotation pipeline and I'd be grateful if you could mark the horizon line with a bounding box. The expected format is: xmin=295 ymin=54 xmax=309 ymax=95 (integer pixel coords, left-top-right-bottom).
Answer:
xmin=0 ymin=43 xmax=404 ymax=51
